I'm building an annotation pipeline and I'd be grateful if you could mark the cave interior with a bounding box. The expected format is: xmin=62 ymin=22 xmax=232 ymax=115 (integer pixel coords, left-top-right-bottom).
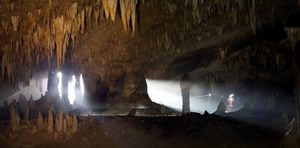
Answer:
xmin=0 ymin=0 xmax=300 ymax=147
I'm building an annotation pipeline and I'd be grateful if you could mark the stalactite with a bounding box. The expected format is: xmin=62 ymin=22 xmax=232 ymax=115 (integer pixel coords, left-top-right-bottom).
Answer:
xmin=93 ymin=8 xmax=100 ymax=24
xmin=120 ymin=0 xmax=137 ymax=34
xmin=1 ymin=55 xmax=5 ymax=80
xmin=108 ymin=0 xmax=118 ymax=22
xmin=80 ymin=9 xmax=85 ymax=34
xmin=49 ymin=0 xmax=52 ymax=7
xmin=53 ymin=16 xmax=65 ymax=68
xmin=67 ymin=2 xmax=78 ymax=21
xmin=129 ymin=0 xmax=137 ymax=34
xmin=165 ymin=1 xmax=177 ymax=18
xmin=11 ymin=16 xmax=20 ymax=32
xmin=85 ymin=6 xmax=93 ymax=29
xmin=0 ymin=0 xmax=141 ymax=82
xmin=120 ymin=0 xmax=130 ymax=33
xmin=102 ymin=0 xmax=110 ymax=19
xmin=250 ymin=0 xmax=256 ymax=35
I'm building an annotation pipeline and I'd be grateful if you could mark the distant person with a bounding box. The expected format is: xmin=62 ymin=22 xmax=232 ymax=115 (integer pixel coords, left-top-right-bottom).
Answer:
xmin=180 ymin=74 xmax=191 ymax=115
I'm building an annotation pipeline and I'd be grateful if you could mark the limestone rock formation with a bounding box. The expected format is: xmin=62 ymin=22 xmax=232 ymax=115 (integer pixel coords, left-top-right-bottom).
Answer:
xmin=47 ymin=110 xmax=53 ymax=133
xmin=102 ymin=0 xmax=117 ymax=22
xmin=37 ymin=111 xmax=44 ymax=129
xmin=57 ymin=110 xmax=63 ymax=132
xmin=18 ymin=94 xmax=29 ymax=121
xmin=10 ymin=100 xmax=20 ymax=131
xmin=63 ymin=118 xmax=67 ymax=133
xmin=65 ymin=113 xmax=72 ymax=128
xmin=120 ymin=0 xmax=138 ymax=34
xmin=11 ymin=16 xmax=20 ymax=32
xmin=71 ymin=113 xmax=78 ymax=134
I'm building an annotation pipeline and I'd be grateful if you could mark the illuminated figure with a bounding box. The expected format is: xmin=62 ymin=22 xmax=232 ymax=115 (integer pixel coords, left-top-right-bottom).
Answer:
xmin=226 ymin=94 xmax=235 ymax=112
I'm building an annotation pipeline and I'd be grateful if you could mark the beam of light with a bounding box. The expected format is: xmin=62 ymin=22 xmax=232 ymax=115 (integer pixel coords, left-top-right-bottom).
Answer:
xmin=56 ymin=72 xmax=85 ymax=105
xmin=80 ymin=74 xmax=85 ymax=96
xmin=146 ymin=79 xmax=182 ymax=111
xmin=68 ymin=75 xmax=76 ymax=104
xmin=146 ymin=79 xmax=239 ymax=115
xmin=57 ymin=72 xmax=62 ymax=98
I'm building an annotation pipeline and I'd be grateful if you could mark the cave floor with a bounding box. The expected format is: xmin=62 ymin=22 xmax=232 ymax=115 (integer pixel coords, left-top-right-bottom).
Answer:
xmin=0 ymin=115 xmax=282 ymax=148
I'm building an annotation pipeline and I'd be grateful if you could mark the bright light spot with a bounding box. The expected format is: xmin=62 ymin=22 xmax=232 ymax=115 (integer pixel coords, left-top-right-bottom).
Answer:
xmin=226 ymin=94 xmax=235 ymax=112
xmin=80 ymin=74 xmax=84 ymax=96
xmin=56 ymin=72 xmax=85 ymax=104
xmin=57 ymin=72 xmax=62 ymax=98
xmin=146 ymin=79 xmax=182 ymax=111
xmin=68 ymin=75 xmax=76 ymax=104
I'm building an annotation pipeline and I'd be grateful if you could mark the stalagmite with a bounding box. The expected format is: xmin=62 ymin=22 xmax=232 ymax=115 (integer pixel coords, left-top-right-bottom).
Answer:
xmin=63 ymin=118 xmax=67 ymax=133
xmin=10 ymin=100 xmax=19 ymax=131
xmin=65 ymin=113 xmax=72 ymax=127
xmin=47 ymin=110 xmax=53 ymax=133
xmin=11 ymin=16 xmax=20 ymax=32
xmin=71 ymin=113 xmax=78 ymax=133
xmin=55 ymin=116 xmax=59 ymax=131
xmin=37 ymin=111 xmax=44 ymax=129
xmin=57 ymin=110 xmax=63 ymax=132
xmin=16 ymin=113 xmax=20 ymax=129
xmin=18 ymin=94 xmax=30 ymax=123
